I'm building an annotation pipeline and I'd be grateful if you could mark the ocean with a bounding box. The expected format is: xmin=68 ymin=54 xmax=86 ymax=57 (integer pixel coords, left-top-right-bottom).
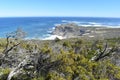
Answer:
xmin=0 ymin=17 xmax=120 ymax=40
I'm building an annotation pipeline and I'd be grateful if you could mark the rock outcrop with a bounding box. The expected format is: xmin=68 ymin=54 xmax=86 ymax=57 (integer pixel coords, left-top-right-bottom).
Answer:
xmin=52 ymin=23 xmax=91 ymax=38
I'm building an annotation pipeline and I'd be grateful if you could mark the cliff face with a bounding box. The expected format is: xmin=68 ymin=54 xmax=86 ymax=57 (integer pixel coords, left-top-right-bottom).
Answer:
xmin=52 ymin=23 xmax=91 ymax=38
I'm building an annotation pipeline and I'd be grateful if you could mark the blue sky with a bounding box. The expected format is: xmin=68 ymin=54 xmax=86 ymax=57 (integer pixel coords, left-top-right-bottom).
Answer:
xmin=0 ymin=0 xmax=120 ymax=17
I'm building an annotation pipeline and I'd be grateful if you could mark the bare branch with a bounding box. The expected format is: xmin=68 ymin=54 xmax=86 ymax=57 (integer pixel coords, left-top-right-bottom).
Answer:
xmin=93 ymin=42 xmax=117 ymax=62
xmin=3 ymin=43 xmax=20 ymax=55
xmin=2 ymin=36 xmax=10 ymax=54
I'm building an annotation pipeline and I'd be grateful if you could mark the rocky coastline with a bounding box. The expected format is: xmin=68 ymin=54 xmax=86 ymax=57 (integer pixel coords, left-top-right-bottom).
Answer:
xmin=52 ymin=23 xmax=120 ymax=39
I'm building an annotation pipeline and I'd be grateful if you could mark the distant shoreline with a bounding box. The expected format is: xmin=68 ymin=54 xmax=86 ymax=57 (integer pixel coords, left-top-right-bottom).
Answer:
xmin=0 ymin=17 xmax=120 ymax=40
xmin=52 ymin=23 xmax=120 ymax=40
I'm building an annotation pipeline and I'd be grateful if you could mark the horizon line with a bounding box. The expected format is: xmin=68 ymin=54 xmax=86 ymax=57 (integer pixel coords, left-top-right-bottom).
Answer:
xmin=0 ymin=16 xmax=120 ymax=18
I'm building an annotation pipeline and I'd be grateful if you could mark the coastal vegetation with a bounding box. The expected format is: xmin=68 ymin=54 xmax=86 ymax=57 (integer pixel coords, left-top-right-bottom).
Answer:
xmin=0 ymin=27 xmax=120 ymax=80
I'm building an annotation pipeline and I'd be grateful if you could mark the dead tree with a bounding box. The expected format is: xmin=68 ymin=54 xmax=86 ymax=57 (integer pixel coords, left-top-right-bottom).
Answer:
xmin=35 ymin=52 xmax=62 ymax=78
xmin=2 ymin=35 xmax=20 ymax=56
xmin=3 ymin=28 xmax=26 ymax=54
xmin=0 ymin=28 xmax=26 ymax=65
xmin=92 ymin=43 xmax=117 ymax=61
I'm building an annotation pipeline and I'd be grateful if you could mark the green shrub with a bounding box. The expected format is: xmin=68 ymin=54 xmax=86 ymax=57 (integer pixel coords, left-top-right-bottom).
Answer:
xmin=0 ymin=68 xmax=10 ymax=80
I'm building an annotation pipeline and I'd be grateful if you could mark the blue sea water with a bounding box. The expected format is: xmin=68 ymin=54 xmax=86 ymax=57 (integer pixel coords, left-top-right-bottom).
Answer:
xmin=0 ymin=17 xmax=120 ymax=39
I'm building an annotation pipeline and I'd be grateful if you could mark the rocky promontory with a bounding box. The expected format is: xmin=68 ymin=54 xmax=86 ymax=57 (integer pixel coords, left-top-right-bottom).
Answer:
xmin=52 ymin=23 xmax=120 ymax=39
xmin=52 ymin=23 xmax=91 ymax=38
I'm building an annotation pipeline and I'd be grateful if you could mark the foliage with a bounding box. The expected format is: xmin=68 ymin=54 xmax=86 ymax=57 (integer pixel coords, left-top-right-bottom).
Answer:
xmin=0 ymin=68 xmax=10 ymax=80
xmin=0 ymin=35 xmax=120 ymax=80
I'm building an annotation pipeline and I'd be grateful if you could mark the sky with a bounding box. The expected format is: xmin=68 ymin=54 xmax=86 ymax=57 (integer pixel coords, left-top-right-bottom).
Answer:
xmin=0 ymin=0 xmax=120 ymax=17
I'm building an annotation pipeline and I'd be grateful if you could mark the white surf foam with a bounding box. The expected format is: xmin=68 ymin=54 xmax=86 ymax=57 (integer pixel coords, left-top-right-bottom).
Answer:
xmin=54 ymin=24 xmax=61 ymax=26
xmin=89 ymin=22 xmax=100 ymax=25
xmin=61 ymin=20 xmax=68 ymax=22
xmin=43 ymin=35 xmax=66 ymax=40
xmin=80 ymin=24 xmax=93 ymax=27
xmin=47 ymin=30 xmax=52 ymax=33
xmin=93 ymin=24 xmax=104 ymax=27
xmin=52 ymin=27 xmax=55 ymax=30
xmin=61 ymin=20 xmax=82 ymax=24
